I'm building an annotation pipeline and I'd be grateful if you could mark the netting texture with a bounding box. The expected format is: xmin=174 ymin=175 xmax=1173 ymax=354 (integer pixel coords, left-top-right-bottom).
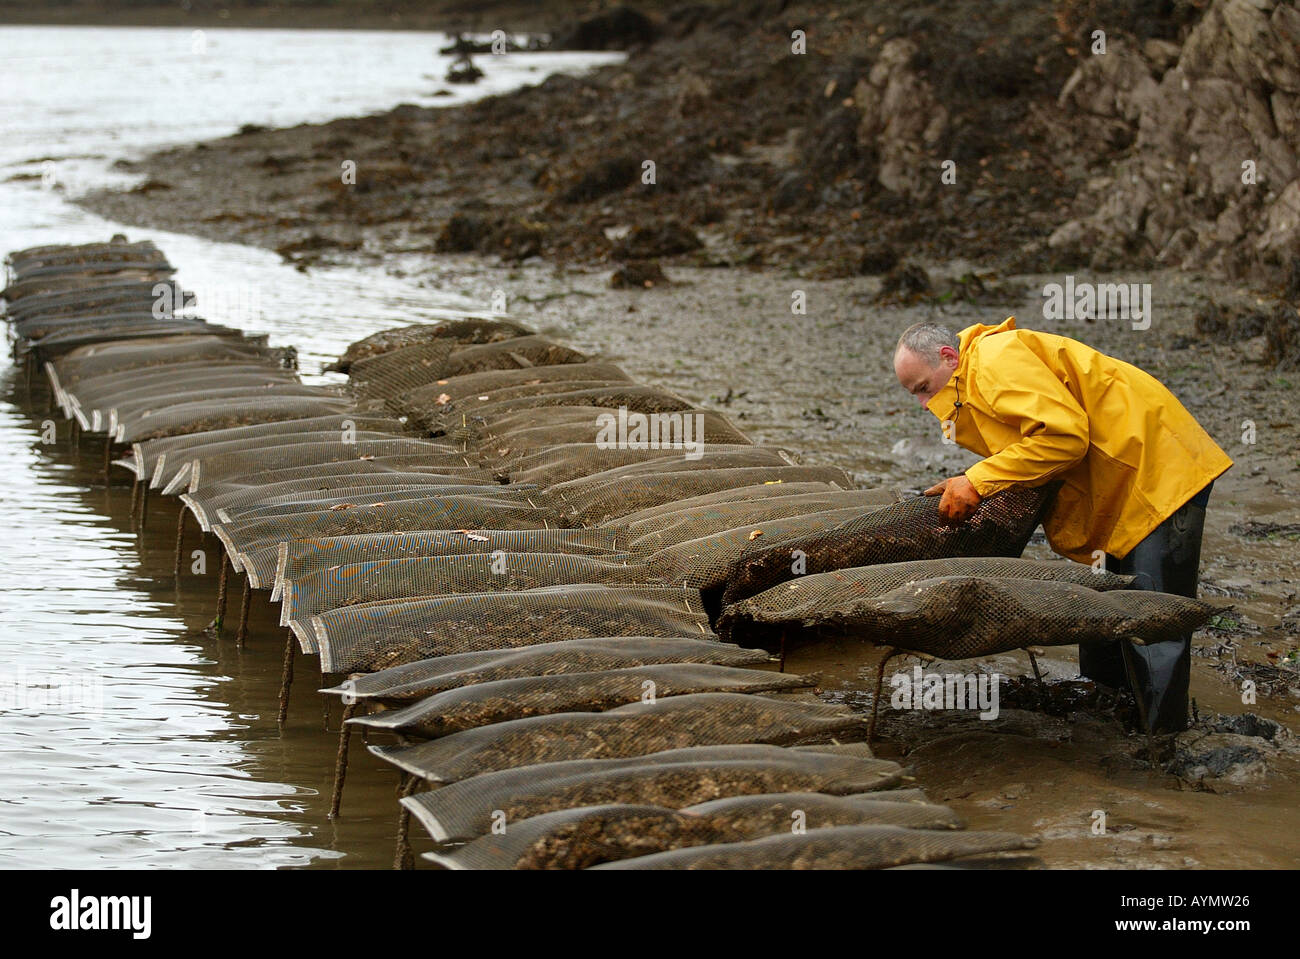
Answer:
xmin=349 ymin=663 xmax=814 ymax=738
xmin=730 ymin=576 xmax=1221 ymax=659
xmin=717 ymin=556 xmax=1135 ymax=643
xmin=552 ymin=467 xmax=857 ymax=526
xmin=625 ymin=488 xmax=901 ymax=552
xmin=178 ymin=438 xmax=470 ymax=490
xmin=589 ymin=824 xmax=1037 ymax=870
xmin=319 ymin=636 xmax=772 ymax=704
xmin=370 ymin=692 xmax=865 ymax=783
xmin=312 ymin=583 xmax=715 ymax=670
xmin=119 ymin=394 xmax=354 ymax=443
xmin=282 ymin=552 xmax=658 ymax=634
xmin=716 ymin=484 xmax=1059 ymax=606
xmin=214 ymin=494 xmax=564 ymax=572
xmin=133 ymin=414 xmax=408 ymax=483
xmin=271 ymin=528 xmax=627 ymax=598
xmin=325 ymin=318 xmax=533 ymax=372
xmin=398 ymin=744 xmax=904 ymax=842
xmin=425 ymin=791 xmax=966 ymax=870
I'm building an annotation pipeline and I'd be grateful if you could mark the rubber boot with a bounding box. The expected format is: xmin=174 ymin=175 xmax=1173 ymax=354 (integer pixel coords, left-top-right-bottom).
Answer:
xmin=1079 ymin=484 xmax=1210 ymax=734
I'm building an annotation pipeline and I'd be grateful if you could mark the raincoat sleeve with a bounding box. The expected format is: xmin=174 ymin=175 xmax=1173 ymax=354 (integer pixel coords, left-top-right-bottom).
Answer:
xmin=963 ymin=335 xmax=1090 ymax=497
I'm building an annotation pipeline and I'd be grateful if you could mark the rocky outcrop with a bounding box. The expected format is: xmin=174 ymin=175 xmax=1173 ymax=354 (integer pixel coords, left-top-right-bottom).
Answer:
xmin=1048 ymin=0 xmax=1300 ymax=283
xmin=852 ymin=38 xmax=950 ymax=200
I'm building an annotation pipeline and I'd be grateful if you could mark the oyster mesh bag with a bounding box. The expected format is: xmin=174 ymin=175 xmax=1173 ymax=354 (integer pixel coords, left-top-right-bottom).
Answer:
xmin=51 ymin=337 xmax=278 ymax=387
xmin=683 ymin=791 xmax=964 ymax=836
xmin=176 ymin=436 xmax=471 ymax=490
xmin=119 ymin=394 xmax=355 ymax=443
xmin=647 ymin=506 xmax=888 ymax=592
xmin=590 ymin=824 xmax=1037 ymax=870
xmin=272 ymin=528 xmax=626 ymax=598
xmin=325 ymin=318 xmax=532 ymax=372
xmin=370 ymin=692 xmax=865 ymax=783
xmin=725 ymin=575 xmax=1222 ymax=659
xmin=193 ymin=482 xmax=510 ymax=532
xmin=425 ymin=791 xmax=967 ymax=870
xmin=716 ymin=556 xmax=1135 ymax=642
xmin=399 ymin=743 xmax=904 ymax=842
xmin=320 ymin=636 xmax=772 ymax=704
xmin=312 ymin=583 xmax=716 ymax=670
xmin=717 ymin=484 xmax=1058 ymax=606
xmin=503 ymin=443 xmax=773 ymax=487
xmin=553 ymin=466 xmax=857 ymax=526
xmin=349 ymin=663 xmax=814 ymax=738
xmin=282 ymin=552 xmax=658 ymax=633
xmin=213 ymin=494 xmax=563 ymax=571
xmin=475 ymin=410 xmax=752 ymax=460
xmin=132 ymin=414 xmax=408 ymax=484
xmin=421 ymin=385 xmax=698 ymax=435
xmin=404 ymin=360 xmax=635 ymax=410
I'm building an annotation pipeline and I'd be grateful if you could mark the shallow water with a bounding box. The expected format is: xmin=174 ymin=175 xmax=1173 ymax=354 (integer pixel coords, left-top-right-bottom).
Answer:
xmin=0 ymin=24 xmax=620 ymax=869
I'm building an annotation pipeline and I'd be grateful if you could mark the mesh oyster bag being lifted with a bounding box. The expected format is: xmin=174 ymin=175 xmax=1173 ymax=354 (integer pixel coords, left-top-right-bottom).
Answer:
xmin=281 ymin=552 xmax=659 ymax=638
xmin=370 ymin=692 xmax=866 ymax=783
xmin=717 ymin=483 xmax=1058 ymax=606
xmin=399 ymin=743 xmax=905 ymax=842
xmin=716 ymin=556 xmax=1135 ymax=643
xmin=590 ymin=824 xmax=1037 ymax=870
xmin=726 ymin=575 xmax=1222 ymax=660
xmin=319 ymin=636 xmax=773 ymax=704
xmin=271 ymin=528 xmax=626 ymax=598
xmin=424 ymin=791 xmax=966 ymax=870
xmin=349 ymin=663 xmax=815 ymax=739
xmin=312 ymin=583 xmax=716 ymax=671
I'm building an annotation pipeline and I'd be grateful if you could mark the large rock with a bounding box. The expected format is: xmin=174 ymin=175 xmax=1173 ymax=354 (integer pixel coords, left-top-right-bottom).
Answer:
xmin=1049 ymin=0 xmax=1300 ymax=284
xmin=852 ymin=39 xmax=950 ymax=200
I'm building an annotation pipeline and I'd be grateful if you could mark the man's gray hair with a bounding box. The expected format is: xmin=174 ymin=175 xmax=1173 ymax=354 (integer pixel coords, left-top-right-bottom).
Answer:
xmin=895 ymin=322 xmax=957 ymax=366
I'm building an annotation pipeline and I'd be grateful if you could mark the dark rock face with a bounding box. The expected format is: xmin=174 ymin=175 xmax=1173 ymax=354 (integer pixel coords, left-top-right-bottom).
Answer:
xmin=554 ymin=6 xmax=659 ymax=51
xmin=1048 ymin=0 xmax=1300 ymax=286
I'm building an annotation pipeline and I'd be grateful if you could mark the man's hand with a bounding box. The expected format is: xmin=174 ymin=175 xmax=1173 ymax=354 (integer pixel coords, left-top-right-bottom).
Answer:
xmin=924 ymin=475 xmax=983 ymax=523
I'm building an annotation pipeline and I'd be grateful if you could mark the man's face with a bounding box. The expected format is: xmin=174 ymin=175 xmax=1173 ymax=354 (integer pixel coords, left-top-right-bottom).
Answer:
xmin=894 ymin=345 xmax=958 ymax=410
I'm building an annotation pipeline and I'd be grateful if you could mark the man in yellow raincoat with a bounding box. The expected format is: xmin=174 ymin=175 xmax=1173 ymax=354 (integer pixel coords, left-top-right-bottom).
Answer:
xmin=893 ymin=317 xmax=1232 ymax=734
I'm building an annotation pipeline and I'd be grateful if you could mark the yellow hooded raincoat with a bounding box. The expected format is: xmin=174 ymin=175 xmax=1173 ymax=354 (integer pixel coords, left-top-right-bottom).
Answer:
xmin=925 ymin=317 xmax=1233 ymax=563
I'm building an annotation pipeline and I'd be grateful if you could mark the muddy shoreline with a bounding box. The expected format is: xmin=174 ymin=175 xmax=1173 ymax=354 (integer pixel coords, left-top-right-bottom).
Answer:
xmin=66 ymin=2 xmax=1300 ymax=868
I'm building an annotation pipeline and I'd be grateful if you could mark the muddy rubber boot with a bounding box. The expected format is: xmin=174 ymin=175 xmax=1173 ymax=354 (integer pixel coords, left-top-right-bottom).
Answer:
xmin=1090 ymin=483 xmax=1211 ymax=734
xmin=1079 ymin=637 xmax=1128 ymax=690
xmin=1121 ymin=635 xmax=1192 ymax=734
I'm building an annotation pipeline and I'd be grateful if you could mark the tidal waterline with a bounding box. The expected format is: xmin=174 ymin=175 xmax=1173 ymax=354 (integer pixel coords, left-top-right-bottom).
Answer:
xmin=0 ymin=24 xmax=620 ymax=868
